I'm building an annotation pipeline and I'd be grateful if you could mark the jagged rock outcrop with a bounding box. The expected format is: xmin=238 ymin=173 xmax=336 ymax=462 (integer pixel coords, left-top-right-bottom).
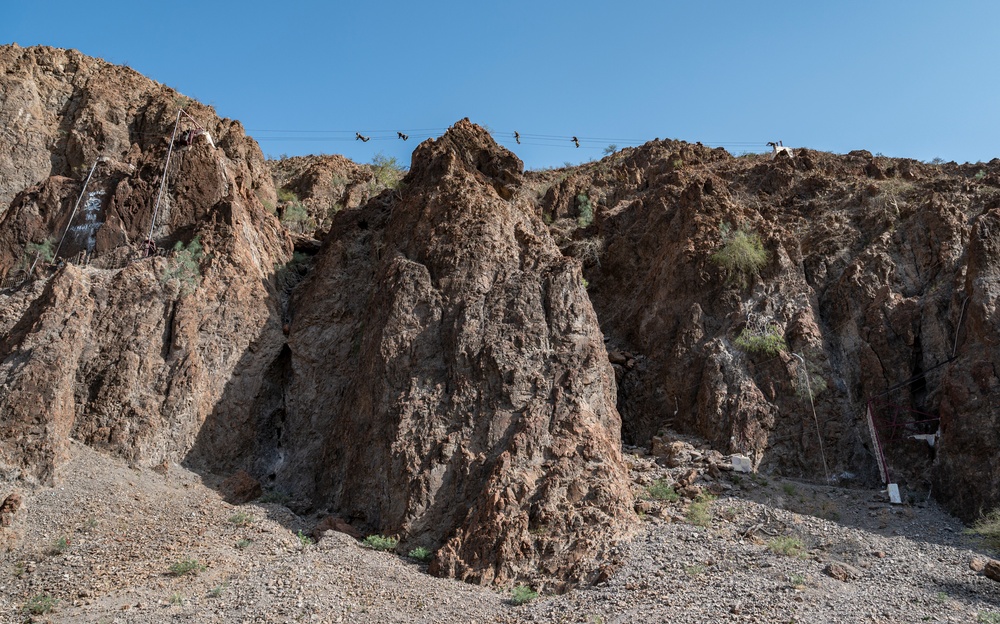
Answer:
xmin=531 ymin=144 xmax=1000 ymax=519
xmin=225 ymin=120 xmax=636 ymax=589
xmin=0 ymin=44 xmax=290 ymax=484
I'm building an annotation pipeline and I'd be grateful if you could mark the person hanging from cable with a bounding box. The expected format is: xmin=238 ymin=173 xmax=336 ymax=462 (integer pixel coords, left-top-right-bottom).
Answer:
xmin=143 ymin=238 xmax=157 ymax=259
xmin=514 ymin=131 xmax=521 ymax=145
xmin=397 ymin=132 xmax=409 ymax=141
xmin=572 ymin=136 xmax=580 ymax=148
xmin=356 ymin=132 xmax=370 ymax=142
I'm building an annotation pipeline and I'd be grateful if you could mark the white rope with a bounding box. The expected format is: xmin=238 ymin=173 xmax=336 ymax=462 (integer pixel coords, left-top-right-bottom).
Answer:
xmin=52 ymin=158 xmax=101 ymax=262
xmin=791 ymin=352 xmax=830 ymax=483
xmin=148 ymin=109 xmax=183 ymax=242
xmin=866 ymin=402 xmax=888 ymax=483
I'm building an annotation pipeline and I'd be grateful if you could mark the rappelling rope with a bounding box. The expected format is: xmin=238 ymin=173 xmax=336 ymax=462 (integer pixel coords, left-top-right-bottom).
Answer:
xmin=52 ymin=158 xmax=101 ymax=263
xmin=148 ymin=109 xmax=183 ymax=243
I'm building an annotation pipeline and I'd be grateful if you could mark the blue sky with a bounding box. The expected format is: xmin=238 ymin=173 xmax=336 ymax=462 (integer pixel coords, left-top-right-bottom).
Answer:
xmin=4 ymin=1 xmax=999 ymax=169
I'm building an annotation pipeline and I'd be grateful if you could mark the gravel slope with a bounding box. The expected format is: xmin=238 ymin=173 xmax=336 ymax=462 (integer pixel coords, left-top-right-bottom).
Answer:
xmin=2 ymin=441 xmax=999 ymax=623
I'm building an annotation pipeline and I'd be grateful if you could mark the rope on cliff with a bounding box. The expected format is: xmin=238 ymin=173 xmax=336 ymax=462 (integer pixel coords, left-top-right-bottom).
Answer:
xmin=148 ymin=109 xmax=183 ymax=244
xmin=52 ymin=158 xmax=101 ymax=263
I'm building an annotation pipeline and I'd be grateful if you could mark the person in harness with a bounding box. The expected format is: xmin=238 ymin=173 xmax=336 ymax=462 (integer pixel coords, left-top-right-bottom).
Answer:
xmin=143 ymin=238 xmax=157 ymax=258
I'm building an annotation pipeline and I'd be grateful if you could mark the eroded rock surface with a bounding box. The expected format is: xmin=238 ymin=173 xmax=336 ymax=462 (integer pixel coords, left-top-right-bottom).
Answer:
xmin=263 ymin=120 xmax=636 ymax=589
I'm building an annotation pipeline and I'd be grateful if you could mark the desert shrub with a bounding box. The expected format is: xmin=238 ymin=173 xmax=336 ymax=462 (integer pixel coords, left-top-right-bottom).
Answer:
xmin=23 ymin=594 xmax=57 ymax=615
xmin=276 ymin=188 xmax=298 ymax=203
xmin=767 ymin=536 xmax=805 ymax=557
xmin=408 ymin=546 xmax=433 ymax=562
xmin=228 ymin=512 xmax=255 ymax=527
xmin=969 ymin=508 xmax=1000 ymax=550
xmin=281 ymin=202 xmax=312 ymax=232
xmin=297 ymin=530 xmax=314 ymax=546
xmin=236 ymin=538 xmax=252 ymax=549
xmin=362 ymin=534 xmax=398 ymax=551
xmin=645 ymin=479 xmax=680 ymax=502
xmin=48 ymin=536 xmax=70 ymax=555
xmin=371 ymin=153 xmax=405 ymax=190
xmin=603 ymin=144 xmax=618 ymax=156
xmin=710 ymin=223 xmax=769 ymax=287
xmin=162 ymin=236 xmax=203 ymax=296
xmin=510 ymin=585 xmax=538 ymax=605
xmin=577 ymin=193 xmax=594 ymax=227
xmin=734 ymin=323 xmax=787 ymax=356
xmin=169 ymin=592 xmax=184 ymax=605
xmin=169 ymin=559 xmax=206 ymax=576
xmin=686 ymin=494 xmax=715 ymax=527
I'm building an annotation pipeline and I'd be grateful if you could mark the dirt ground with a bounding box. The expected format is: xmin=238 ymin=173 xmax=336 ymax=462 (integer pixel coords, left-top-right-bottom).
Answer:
xmin=2 ymin=440 xmax=1000 ymax=623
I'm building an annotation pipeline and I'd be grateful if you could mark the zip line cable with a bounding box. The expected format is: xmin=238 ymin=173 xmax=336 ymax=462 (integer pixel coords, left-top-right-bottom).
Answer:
xmin=148 ymin=110 xmax=183 ymax=242
xmin=52 ymin=158 xmax=101 ymax=263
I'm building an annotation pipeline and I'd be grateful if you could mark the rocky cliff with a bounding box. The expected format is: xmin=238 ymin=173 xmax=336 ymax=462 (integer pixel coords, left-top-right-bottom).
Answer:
xmin=2 ymin=44 xmax=1000 ymax=594
xmin=529 ymin=144 xmax=1000 ymax=520
xmin=0 ymin=44 xmax=290 ymax=486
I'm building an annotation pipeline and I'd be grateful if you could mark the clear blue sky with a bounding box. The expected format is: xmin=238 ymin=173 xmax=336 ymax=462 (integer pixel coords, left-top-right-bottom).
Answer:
xmin=5 ymin=1 xmax=999 ymax=169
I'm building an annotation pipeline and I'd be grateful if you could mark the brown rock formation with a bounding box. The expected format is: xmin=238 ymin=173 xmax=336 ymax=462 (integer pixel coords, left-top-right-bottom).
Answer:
xmin=0 ymin=45 xmax=291 ymax=485
xmin=532 ymin=145 xmax=1000 ymax=520
xmin=256 ymin=120 xmax=636 ymax=589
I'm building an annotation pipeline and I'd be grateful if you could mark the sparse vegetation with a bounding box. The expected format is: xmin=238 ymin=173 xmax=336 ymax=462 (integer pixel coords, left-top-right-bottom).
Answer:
xmin=12 ymin=561 xmax=25 ymax=578
xmin=789 ymin=573 xmax=806 ymax=587
xmin=297 ymin=530 xmax=314 ymax=547
xmin=576 ymin=193 xmax=594 ymax=227
xmin=162 ymin=236 xmax=204 ymax=296
xmin=686 ymin=494 xmax=716 ymax=527
xmin=603 ymin=144 xmax=618 ymax=156
xmin=408 ymin=546 xmax=433 ymax=562
xmin=169 ymin=592 xmax=184 ymax=606
xmin=169 ymin=559 xmax=206 ymax=576
xmin=23 ymin=594 xmax=57 ymax=615
xmin=510 ymin=585 xmax=538 ymax=605
xmin=362 ymin=534 xmax=398 ymax=551
xmin=371 ymin=152 xmax=405 ymax=190
xmin=969 ymin=508 xmax=1000 ymax=550
xmin=684 ymin=563 xmax=706 ymax=576
xmin=975 ymin=169 xmax=987 ymax=181
xmin=276 ymin=188 xmax=298 ymax=203
xmin=228 ymin=511 xmax=255 ymax=527
xmin=209 ymin=583 xmax=227 ymax=598
xmin=236 ymin=538 xmax=252 ymax=549
xmin=768 ymin=536 xmax=805 ymax=557
xmin=280 ymin=201 xmax=312 ymax=232
xmin=49 ymin=536 xmax=71 ymax=555
xmin=645 ymin=479 xmax=680 ymax=502
xmin=782 ymin=483 xmax=797 ymax=496
xmin=734 ymin=323 xmax=787 ymax=356
xmin=979 ymin=611 xmax=1000 ymax=624
xmin=710 ymin=223 xmax=769 ymax=287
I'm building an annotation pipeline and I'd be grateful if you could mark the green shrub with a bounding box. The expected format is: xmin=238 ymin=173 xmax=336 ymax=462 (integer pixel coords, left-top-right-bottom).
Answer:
xmin=24 ymin=238 xmax=55 ymax=265
xmin=408 ymin=546 xmax=433 ymax=562
xmin=371 ymin=153 xmax=405 ymax=190
xmin=362 ymin=534 xmax=398 ymax=551
xmin=510 ymin=585 xmax=538 ymax=605
xmin=645 ymin=479 xmax=680 ymax=502
xmin=734 ymin=324 xmax=787 ymax=356
xmin=767 ymin=536 xmax=805 ymax=557
xmin=969 ymin=508 xmax=1000 ymax=550
xmin=577 ymin=193 xmax=594 ymax=227
xmin=979 ymin=611 xmax=1000 ymax=624
xmin=686 ymin=494 xmax=715 ymax=527
xmin=169 ymin=559 xmax=206 ymax=576
xmin=169 ymin=592 xmax=184 ymax=606
xmin=236 ymin=538 xmax=252 ymax=550
xmin=23 ymin=594 xmax=57 ymax=615
xmin=49 ymin=536 xmax=71 ymax=555
xmin=229 ymin=512 xmax=255 ymax=527
xmin=297 ymin=530 xmax=314 ymax=546
xmin=710 ymin=224 xmax=769 ymax=287
xmin=276 ymin=188 xmax=299 ymax=203
xmin=162 ymin=236 xmax=204 ymax=296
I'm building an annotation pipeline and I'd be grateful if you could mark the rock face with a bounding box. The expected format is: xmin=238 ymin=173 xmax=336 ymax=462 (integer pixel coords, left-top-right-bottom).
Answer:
xmin=247 ymin=120 xmax=636 ymax=588
xmin=531 ymin=145 xmax=1000 ymax=520
xmin=0 ymin=44 xmax=290 ymax=484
